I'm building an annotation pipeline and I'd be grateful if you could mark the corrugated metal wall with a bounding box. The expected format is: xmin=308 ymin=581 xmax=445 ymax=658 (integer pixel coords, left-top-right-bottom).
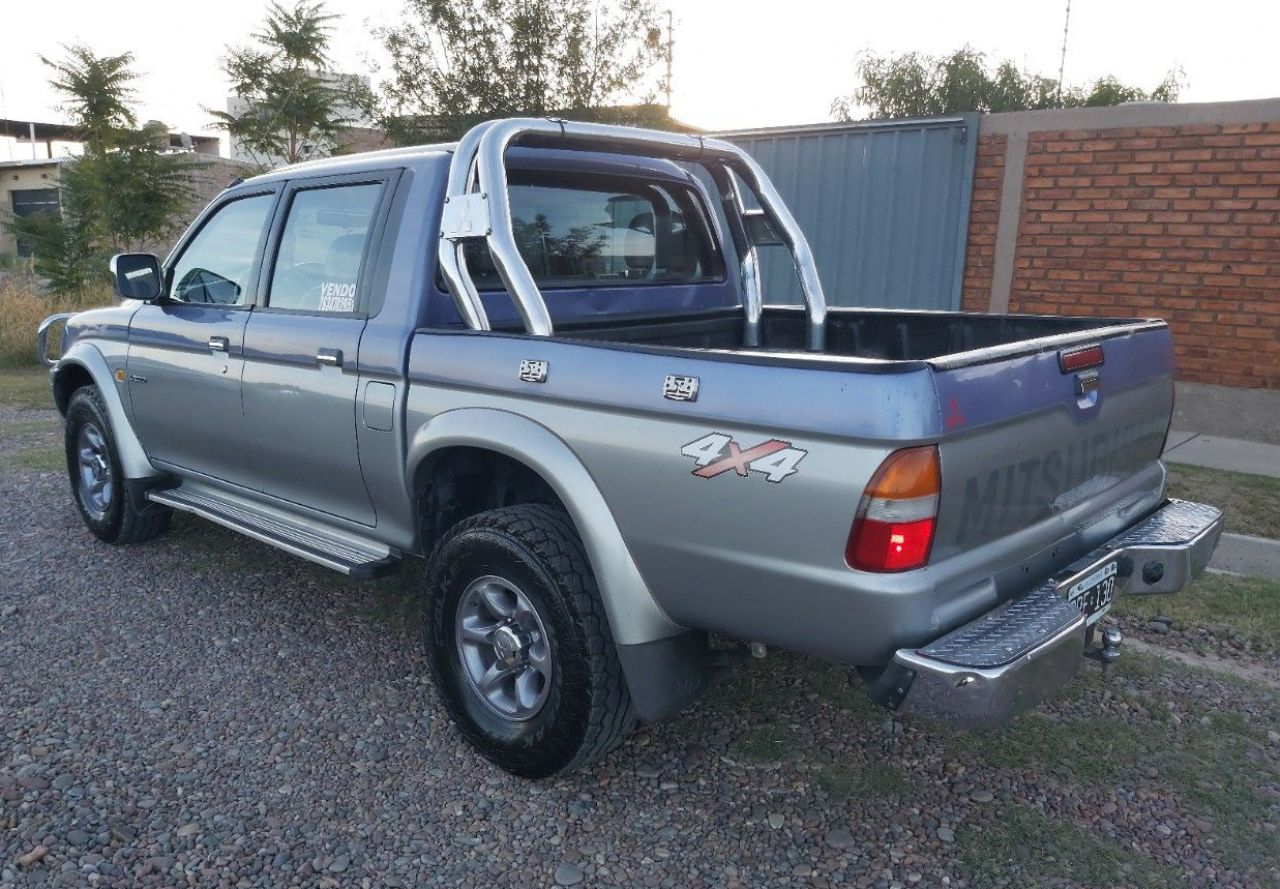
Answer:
xmin=722 ymin=114 xmax=979 ymax=310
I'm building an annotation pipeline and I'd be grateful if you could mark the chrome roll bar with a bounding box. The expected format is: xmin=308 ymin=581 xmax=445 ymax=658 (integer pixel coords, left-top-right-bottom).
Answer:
xmin=439 ymin=117 xmax=828 ymax=351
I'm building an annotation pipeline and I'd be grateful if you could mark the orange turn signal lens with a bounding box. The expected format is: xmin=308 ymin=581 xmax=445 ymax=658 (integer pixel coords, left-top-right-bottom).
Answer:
xmin=863 ymin=446 xmax=941 ymax=500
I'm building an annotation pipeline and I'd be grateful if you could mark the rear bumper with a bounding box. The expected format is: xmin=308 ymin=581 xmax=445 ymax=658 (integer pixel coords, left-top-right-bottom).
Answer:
xmin=884 ymin=499 xmax=1223 ymax=727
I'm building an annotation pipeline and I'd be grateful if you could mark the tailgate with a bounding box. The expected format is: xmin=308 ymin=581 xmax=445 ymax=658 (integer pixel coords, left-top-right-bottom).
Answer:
xmin=930 ymin=325 xmax=1174 ymax=563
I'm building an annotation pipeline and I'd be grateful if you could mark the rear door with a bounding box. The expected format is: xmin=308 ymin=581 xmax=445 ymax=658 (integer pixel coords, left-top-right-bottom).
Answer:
xmin=128 ymin=189 xmax=279 ymax=480
xmin=239 ymin=173 xmax=394 ymax=525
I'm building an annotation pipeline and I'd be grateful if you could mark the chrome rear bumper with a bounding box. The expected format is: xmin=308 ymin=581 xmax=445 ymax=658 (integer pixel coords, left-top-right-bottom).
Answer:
xmin=886 ymin=499 xmax=1223 ymax=728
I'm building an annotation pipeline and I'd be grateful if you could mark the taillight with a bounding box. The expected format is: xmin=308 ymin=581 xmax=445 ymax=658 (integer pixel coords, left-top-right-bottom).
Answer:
xmin=846 ymin=446 xmax=941 ymax=572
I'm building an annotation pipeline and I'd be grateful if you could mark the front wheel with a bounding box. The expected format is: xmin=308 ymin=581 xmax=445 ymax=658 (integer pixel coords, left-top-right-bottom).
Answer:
xmin=424 ymin=504 xmax=635 ymax=778
xmin=64 ymin=386 xmax=171 ymax=544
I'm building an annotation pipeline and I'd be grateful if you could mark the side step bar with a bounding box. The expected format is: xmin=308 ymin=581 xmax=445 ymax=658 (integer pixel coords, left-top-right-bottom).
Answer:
xmin=148 ymin=483 xmax=400 ymax=580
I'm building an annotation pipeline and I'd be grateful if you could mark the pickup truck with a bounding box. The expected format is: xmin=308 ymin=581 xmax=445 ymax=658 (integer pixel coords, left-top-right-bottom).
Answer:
xmin=38 ymin=118 xmax=1224 ymax=778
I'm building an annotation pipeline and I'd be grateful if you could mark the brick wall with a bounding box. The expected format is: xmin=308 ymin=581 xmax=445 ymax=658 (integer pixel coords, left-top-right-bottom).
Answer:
xmin=1010 ymin=123 xmax=1280 ymax=387
xmin=969 ymin=105 xmax=1280 ymax=389
xmin=960 ymin=134 xmax=1006 ymax=312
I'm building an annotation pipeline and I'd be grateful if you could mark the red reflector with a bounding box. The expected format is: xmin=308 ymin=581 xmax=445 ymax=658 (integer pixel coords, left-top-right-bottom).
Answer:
xmin=847 ymin=517 xmax=936 ymax=572
xmin=1059 ymin=344 xmax=1105 ymax=373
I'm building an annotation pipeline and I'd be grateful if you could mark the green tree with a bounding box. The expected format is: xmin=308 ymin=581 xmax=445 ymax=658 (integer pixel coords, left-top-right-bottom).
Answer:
xmin=208 ymin=0 xmax=364 ymax=166
xmin=3 ymin=46 xmax=199 ymax=293
xmin=832 ymin=47 xmax=1183 ymax=120
xmin=373 ymin=0 xmax=666 ymax=143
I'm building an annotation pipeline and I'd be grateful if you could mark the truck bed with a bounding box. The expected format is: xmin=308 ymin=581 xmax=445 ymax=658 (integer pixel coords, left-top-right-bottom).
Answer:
xmin=549 ymin=305 xmax=1160 ymax=367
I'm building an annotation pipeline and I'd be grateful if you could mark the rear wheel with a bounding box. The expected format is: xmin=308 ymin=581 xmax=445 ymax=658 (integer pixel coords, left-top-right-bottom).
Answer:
xmin=424 ymin=504 xmax=635 ymax=777
xmin=64 ymin=386 xmax=171 ymax=544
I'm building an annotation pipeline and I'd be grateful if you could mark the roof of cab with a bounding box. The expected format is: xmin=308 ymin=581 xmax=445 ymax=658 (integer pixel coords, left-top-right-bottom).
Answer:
xmin=234 ymin=142 xmax=698 ymax=190
xmin=242 ymin=143 xmax=456 ymax=186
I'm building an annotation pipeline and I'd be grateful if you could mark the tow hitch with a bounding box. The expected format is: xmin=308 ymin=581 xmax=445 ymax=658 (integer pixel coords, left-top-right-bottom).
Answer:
xmin=1084 ymin=625 xmax=1124 ymax=675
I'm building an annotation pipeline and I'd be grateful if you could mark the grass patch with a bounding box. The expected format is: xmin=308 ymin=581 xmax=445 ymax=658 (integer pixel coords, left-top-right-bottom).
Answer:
xmin=722 ymin=657 xmax=914 ymax=802
xmin=941 ymin=660 xmax=1280 ymax=878
xmin=1166 ymin=463 xmax=1280 ymax=541
xmin=735 ymin=722 xmax=798 ymax=762
xmin=0 ymin=417 xmax=58 ymax=437
xmin=364 ymin=566 xmax=425 ymax=631
xmin=0 ymin=368 xmax=55 ymax=409
xmin=814 ymin=759 xmax=913 ymax=800
xmin=1113 ymin=573 xmax=1280 ymax=652
xmin=0 ymin=445 xmax=63 ymax=472
xmin=943 ymin=711 xmax=1148 ymax=785
xmin=733 ymin=720 xmax=916 ymax=802
xmin=168 ymin=513 xmax=424 ymax=631
xmin=956 ymin=803 xmax=1181 ymax=887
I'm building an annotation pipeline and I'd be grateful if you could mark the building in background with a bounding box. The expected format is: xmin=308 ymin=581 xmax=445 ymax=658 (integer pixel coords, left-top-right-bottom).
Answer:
xmin=0 ymin=118 xmax=243 ymax=260
xmin=225 ymin=72 xmax=385 ymax=166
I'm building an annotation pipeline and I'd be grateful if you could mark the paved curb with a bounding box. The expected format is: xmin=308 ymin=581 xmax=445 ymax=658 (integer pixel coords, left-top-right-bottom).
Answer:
xmin=1208 ymin=532 xmax=1280 ymax=583
xmin=1164 ymin=430 xmax=1280 ymax=479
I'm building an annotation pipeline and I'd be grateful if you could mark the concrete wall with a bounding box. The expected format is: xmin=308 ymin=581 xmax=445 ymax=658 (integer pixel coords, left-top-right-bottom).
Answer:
xmin=966 ymin=98 xmax=1280 ymax=389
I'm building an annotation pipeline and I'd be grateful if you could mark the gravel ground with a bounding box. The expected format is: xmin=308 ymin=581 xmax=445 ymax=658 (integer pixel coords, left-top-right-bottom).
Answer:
xmin=2 ymin=428 xmax=1280 ymax=888
xmin=1116 ymin=610 xmax=1280 ymax=682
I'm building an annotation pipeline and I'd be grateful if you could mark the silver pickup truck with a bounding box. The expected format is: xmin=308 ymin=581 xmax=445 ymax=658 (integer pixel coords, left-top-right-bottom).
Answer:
xmin=38 ymin=118 xmax=1223 ymax=778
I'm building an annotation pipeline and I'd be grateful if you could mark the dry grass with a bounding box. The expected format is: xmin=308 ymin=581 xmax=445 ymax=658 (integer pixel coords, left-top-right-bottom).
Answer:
xmin=0 ymin=277 xmax=115 ymax=368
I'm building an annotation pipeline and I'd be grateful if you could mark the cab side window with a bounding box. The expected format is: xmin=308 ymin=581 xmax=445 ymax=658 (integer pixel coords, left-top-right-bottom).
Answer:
xmin=267 ymin=183 xmax=382 ymax=313
xmin=168 ymin=194 xmax=275 ymax=305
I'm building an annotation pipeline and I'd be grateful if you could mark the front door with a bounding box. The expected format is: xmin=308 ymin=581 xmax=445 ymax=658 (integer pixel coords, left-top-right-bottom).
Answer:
xmin=240 ymin=176 xmax=390 ymax=525
xmin=127 ymin=190 xmax=278 ymax=481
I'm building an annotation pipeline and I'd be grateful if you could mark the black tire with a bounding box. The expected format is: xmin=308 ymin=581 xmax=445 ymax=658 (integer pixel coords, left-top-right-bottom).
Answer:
xmin=424 ymin=504 xmax=636 ymax=778
xmin=64 ymin=386 xmax=171 ymax=544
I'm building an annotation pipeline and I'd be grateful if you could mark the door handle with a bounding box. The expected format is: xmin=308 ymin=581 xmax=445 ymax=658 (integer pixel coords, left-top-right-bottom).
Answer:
xmin=208 ymin=336 xmax=230 ymax=352
xmin=315 ymin=348 xmax=343 ymax=368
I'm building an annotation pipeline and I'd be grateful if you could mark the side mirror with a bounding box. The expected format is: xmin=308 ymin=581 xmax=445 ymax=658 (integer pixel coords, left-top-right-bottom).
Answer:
xmin=110 ymin=253 xmax=163 ymax=302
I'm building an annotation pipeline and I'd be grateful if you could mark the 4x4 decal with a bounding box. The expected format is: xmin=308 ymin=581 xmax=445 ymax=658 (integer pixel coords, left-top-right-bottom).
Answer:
xmin=680 ymin=433 xmax=807 ymax=483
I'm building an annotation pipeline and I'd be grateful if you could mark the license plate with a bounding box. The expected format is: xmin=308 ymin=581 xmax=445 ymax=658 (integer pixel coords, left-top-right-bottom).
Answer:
xmin=1064 ymin=559 xmax=1118 ymax=625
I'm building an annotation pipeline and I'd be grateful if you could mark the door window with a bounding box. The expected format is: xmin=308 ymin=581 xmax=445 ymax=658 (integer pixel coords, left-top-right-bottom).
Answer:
xmin=168 ymin=193 xmax=274 ymax=305
xmin=10 ymin=188 xmax=60 ymax=258
xmin=267 ymin=183 xmax=382 ymax=313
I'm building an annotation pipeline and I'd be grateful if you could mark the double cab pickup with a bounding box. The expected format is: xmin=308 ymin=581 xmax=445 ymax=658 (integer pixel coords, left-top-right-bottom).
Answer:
xmin=38 ymin=118 xmax=1223 ymax=777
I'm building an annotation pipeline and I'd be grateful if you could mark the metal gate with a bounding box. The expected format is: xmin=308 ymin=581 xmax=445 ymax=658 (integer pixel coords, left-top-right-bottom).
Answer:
xmin=721 ymin=114 xmax=979 ymax=311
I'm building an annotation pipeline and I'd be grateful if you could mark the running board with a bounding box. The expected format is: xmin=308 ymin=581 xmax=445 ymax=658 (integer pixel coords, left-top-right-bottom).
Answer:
xmin=148 ymin=483 xmax=400 ymax=580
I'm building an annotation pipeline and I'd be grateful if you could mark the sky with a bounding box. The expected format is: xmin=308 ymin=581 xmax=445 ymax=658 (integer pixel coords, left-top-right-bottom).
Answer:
xmin=2 ymin=0 xmax=1278 ymax=161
